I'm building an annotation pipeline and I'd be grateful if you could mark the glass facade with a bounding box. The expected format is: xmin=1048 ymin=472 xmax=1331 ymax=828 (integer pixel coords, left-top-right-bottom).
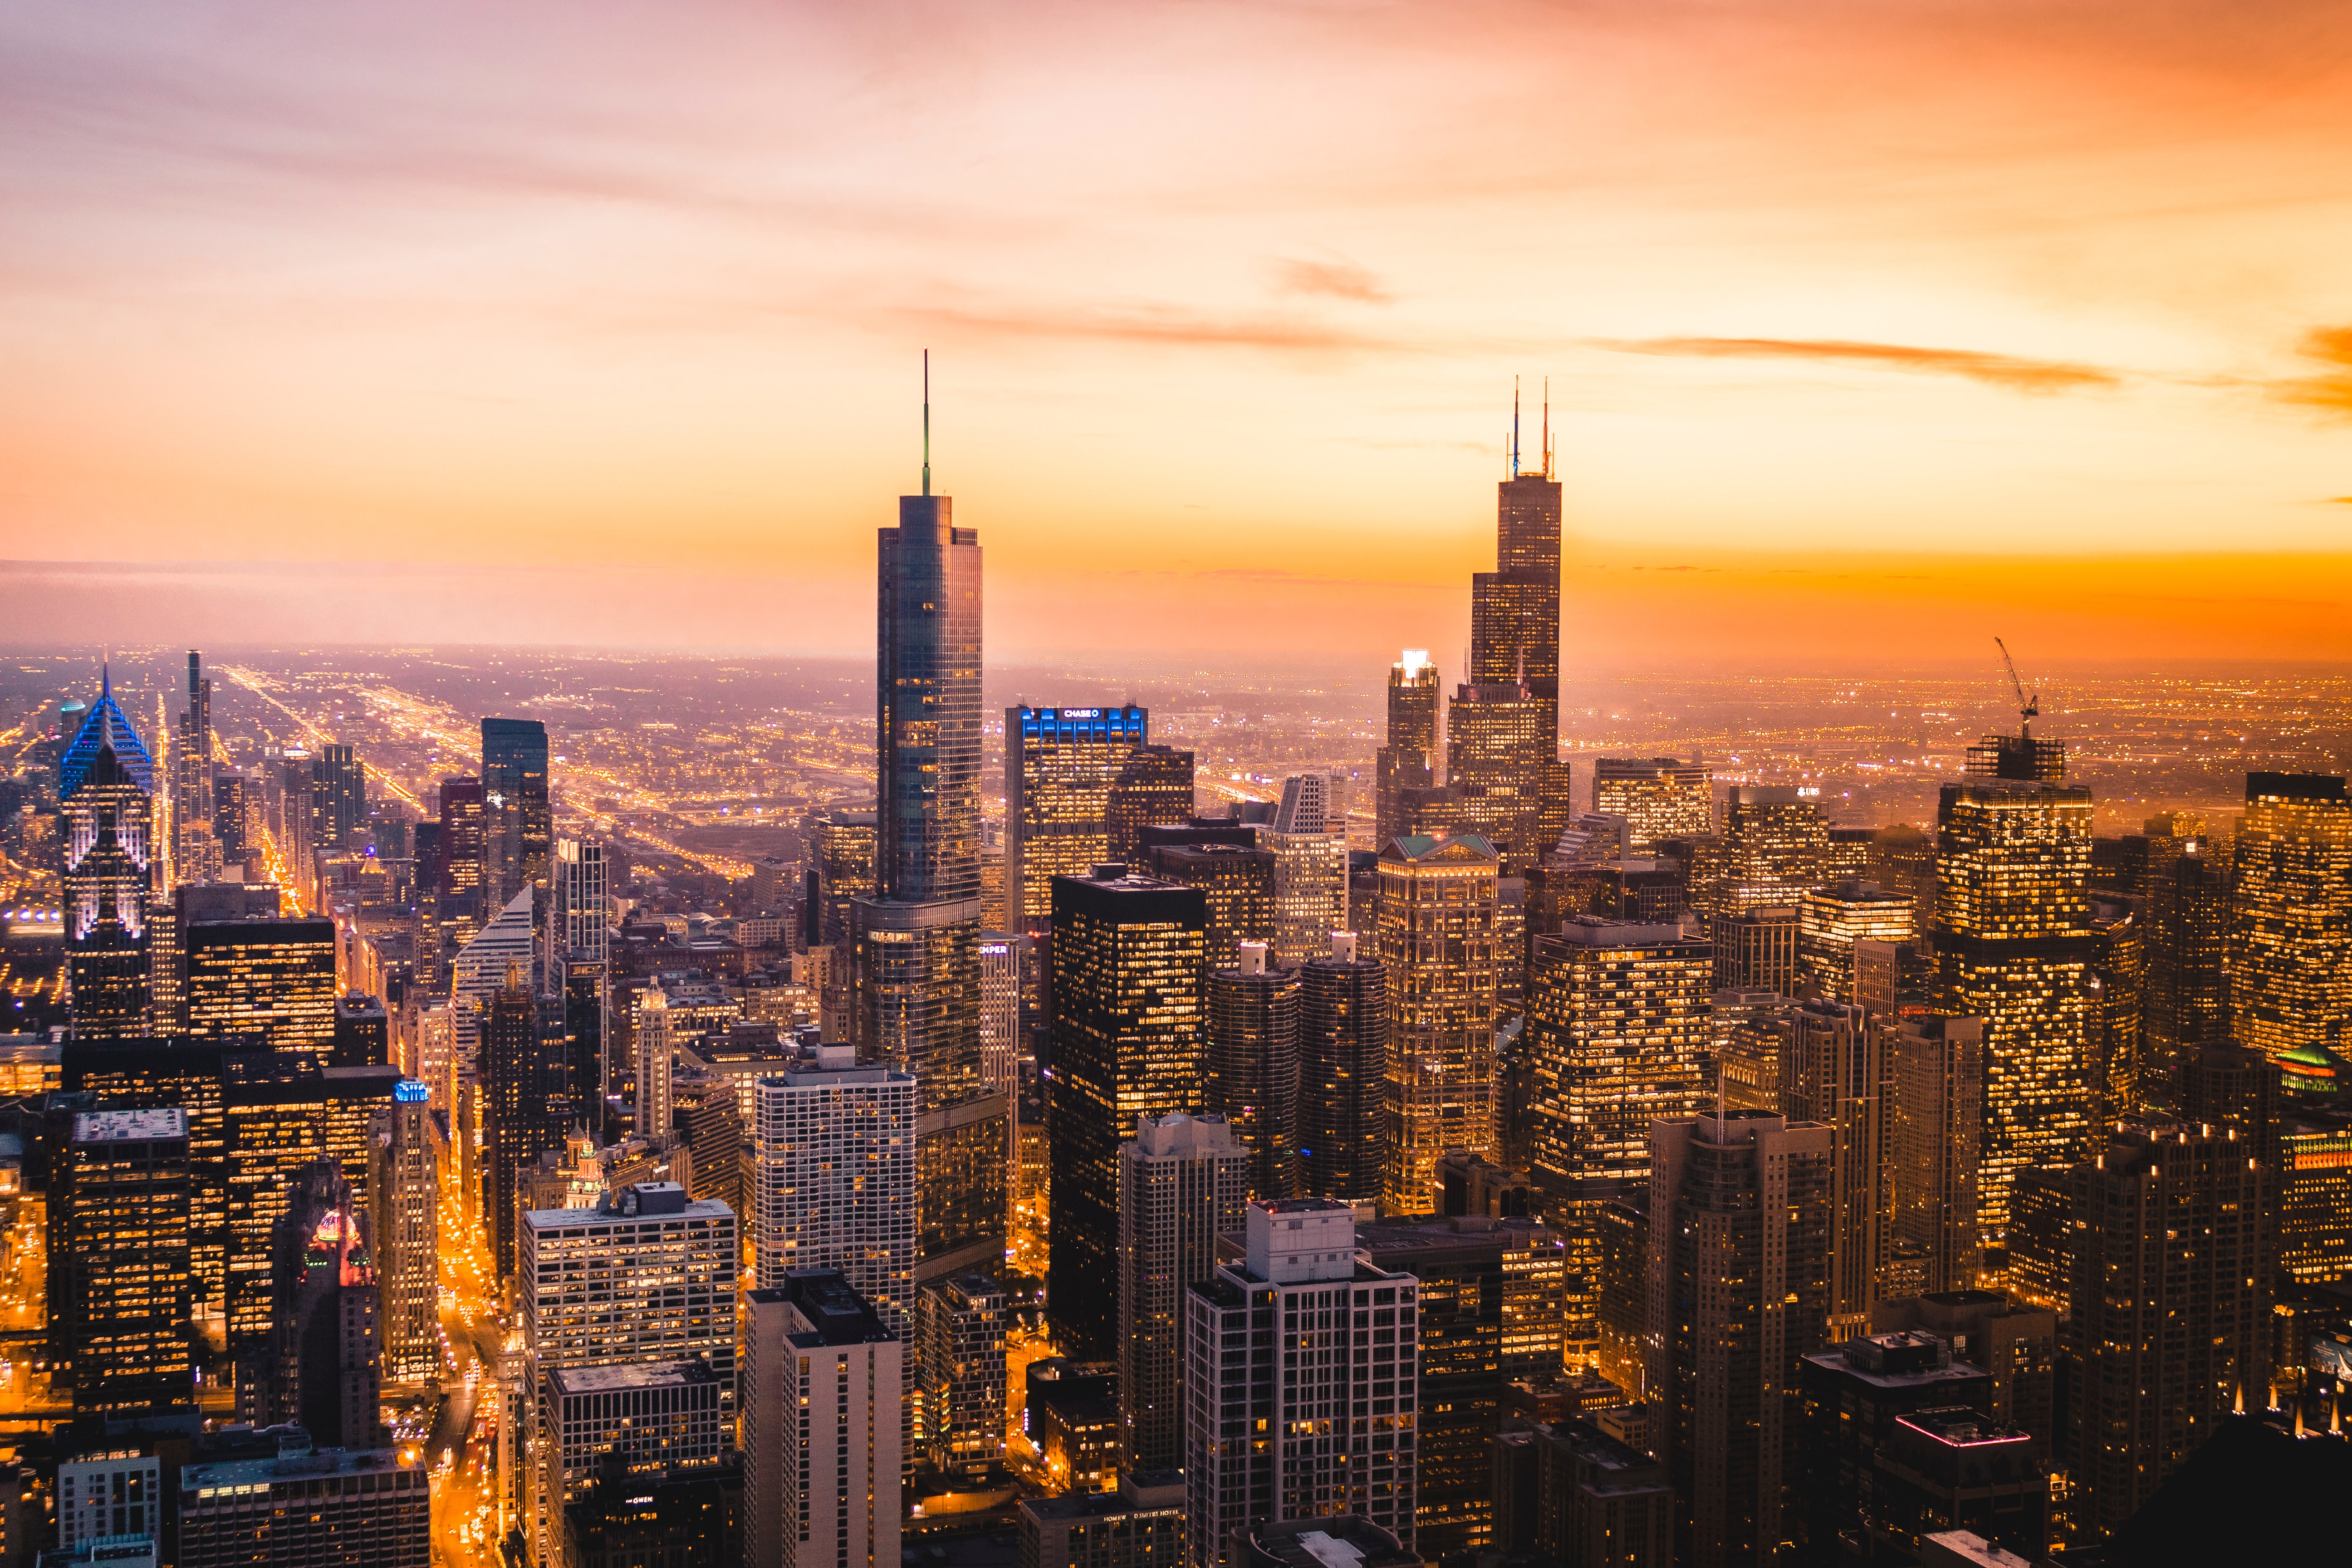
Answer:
xmin=1005 ymin=705 xmax=1150 ymax=928
xmin=184 ymin=917 xmax=338 ymax=1054
xmin=1377 ymin=835 xmax=1500 ymax=1215
xmin=1592 ymin=757 xmax=1713 ymax=854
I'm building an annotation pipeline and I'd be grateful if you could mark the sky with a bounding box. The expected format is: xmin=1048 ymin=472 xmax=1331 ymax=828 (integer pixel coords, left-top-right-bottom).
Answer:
xmin=3 ymin=0 xmax=2351 ymax=670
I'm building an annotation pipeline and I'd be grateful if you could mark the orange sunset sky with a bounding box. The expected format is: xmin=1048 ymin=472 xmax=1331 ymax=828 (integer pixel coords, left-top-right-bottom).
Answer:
xmin=3 ymin=1 xmax=2350 ymax=669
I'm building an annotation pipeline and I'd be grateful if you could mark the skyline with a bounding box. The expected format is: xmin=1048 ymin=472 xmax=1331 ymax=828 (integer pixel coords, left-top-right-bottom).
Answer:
xmin=4 ymin=3 xmax=2352 ymax=665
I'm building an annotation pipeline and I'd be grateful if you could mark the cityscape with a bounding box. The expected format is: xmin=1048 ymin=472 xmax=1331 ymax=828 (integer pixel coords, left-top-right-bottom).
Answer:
xmin=7 ymin=5 xmax=2352 ymax=1568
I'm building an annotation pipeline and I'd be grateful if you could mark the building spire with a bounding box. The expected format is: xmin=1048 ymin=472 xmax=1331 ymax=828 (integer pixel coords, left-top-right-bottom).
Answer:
xmin=1510 ymin=376 xmax=1521 ymax=479
xmin=921 ymin=348 xmax=931 ymax=498
xmin=1542 ymin=376 xmax=1552 ymax=479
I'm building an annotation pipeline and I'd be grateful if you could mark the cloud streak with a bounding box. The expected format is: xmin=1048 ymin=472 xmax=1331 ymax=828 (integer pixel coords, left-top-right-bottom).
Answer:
xmin=2269 ymin=327 xmax=2352 ymax=417
xmin=1591 ymin=335 xmax=2123 ymax=393
xmin=1274 ymin=259 xmax=1391 ymax=304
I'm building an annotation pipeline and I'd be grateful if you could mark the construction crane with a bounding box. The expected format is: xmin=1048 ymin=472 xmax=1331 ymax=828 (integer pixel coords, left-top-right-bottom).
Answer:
xmin=1994 ymin=637 xmax=2038 ymax=739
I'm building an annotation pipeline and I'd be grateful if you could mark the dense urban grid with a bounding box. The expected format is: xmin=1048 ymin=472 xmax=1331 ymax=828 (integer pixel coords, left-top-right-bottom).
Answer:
xmin=0 ymin=426 xmax=2347 ymax=1568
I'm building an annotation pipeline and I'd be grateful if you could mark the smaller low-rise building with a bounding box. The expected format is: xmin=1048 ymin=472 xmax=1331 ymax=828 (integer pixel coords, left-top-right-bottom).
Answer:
xmin=1018 ymin=1471 xmax=1186 ymax=1568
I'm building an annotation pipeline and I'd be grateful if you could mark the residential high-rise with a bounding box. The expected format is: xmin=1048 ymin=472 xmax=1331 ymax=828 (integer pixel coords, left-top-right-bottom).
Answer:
xmin=1931 ymin=775 xmax=2097 ymax=1254
xmin=1267 ymin=776 xmax=1349 ymax=967
xmin=450 ymin=886 xmax=538 ymax=1096
xmin=484 ymin=966 xmax=568 ymax=1280
xmin=1005 ymin=705 xmax=1152 ymax=931
xmin=54 ymin=1109 xmax=191 ymax=1412
xmin=1297 ymin=932 xmax=1386 ymax=1203
xmin=519 ymin=1182 xmax=740 ymax=1566
xmin=1377 ymin=834 xmax=1499 ymax=1214
xmin=742 ymin=1270 xmax=902 ymax=1568
xmin=2142 ymin=842 xmax=2231 ymax=1107
xmin=550 ymin=835 xmax=608 ymax=992
xmin=1049 ymin=867 xmax=1206 ymax=1356
xmin=1779 ymin=1000 xmax=1886 ymax=1339
xmin=368 ymin=1081 xmax=439 ymax=1387
xmin=311 ymin=744 xmax=367 ymax=851
xmin=1205 ymin=943 xmax=1300 ymax=1200
xmin=915 ymin=1269 xmax=1006 ymax=1476
xmin=1867 ymin=1290 xmax=2059 ymax=1469
xmin=1018 ymin=1475 xmax=1190 ymax=1568
xmin=182 ymin=917 xmax=339 ymax=1054
xmin=1886 ymin=1016 xmax=1987 ymax=1294
xmin=1592 ymin=757 xmax=1713 ymax=853
xmin=749 ymin=1045 xmax=916 ymax=1322
xmin=1646 ymin=1110 xmax=1833 ymax=1568
xmin=481 ymin=717 xmax=551 ymax=908
xmin=56 ymin=1447 xmax=162 ymax=1553
xmin=2067 ymin=1121 xmax=2268 ymax=1543
xmin=2231 ymin=773 xmax=2352 ymax=1078
xmin=979 ymin=932 xmax=1021 ymax=1098
xmin=59 ymin=671 xmax=157 ymax=1039
xmin=805 ymin=809 xmax=876 ymax=947
xmin=258 ymin=1160 xmax=382 ymax=1448
xmin=1117 ymin=1113 xmax=1248 ymax=1475
xmin=1798 ymin=879 xmax=1917 ymax=1002
xmin=542 ymin=1364 xmax=725 ymax=1561
xmin=1376 ymin=652 xmax=1441 ymax=850
xmin=179 ymin=649 xmax=216 ymax=853
xmin=1182 ymin=1201 xmax=1421 ymax=1567
xmin=1522 ymin=916 xmax=1711 ymax=1214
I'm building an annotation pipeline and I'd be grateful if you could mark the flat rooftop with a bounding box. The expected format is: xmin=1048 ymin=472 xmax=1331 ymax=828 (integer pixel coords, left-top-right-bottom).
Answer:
xmin=549 ymin=1360 xmax=715 ymax=1396
xmin=71 ymin=1109 xmax=187 ymax=1143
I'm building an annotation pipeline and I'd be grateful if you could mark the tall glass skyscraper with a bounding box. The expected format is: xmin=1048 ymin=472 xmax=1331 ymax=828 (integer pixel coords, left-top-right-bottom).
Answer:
xmin=1004 ymin=704 xmax=1150 ymax=931
xmin=2231 ymin=772 xmax=2352 ymax=1085
xmin=60 ymin=669 xmax=157 ymax=1039
xmin=854 ymin=412 xmax=1007 ymax=1291
xmin=481 ymin=717 xmax=550 ymax=907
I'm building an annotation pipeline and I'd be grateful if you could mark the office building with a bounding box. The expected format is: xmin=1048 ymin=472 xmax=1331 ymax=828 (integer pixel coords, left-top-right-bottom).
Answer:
xmin=2086 ymin=893 xmax=2145 ymax=1122
xmin=2141 ymin=842 xmax=2230 ymax=1109
xmin=1297 ymin=933 xmax=1385 ymax=1203
xmin=1049 ymin=868 xmax=1207 ymax=1357
xmin=59 ymin=672 xmax=156 ymax=1039
xmin=1018 ymin=1473 xmax=1188 ymax=1568
xmin=2232 ymin=773 xmax=2352 ymax=1076
xmin=1206 ymin=944 xmax=1300 ymax=1200
xmin=1106 ymin=746 xmax=1197 ymax=864
xmin=742 ymin=1271 xmax=902 ymax=1568
xmin=369 ymin=1082 xmax=439 ymax=1387
xmin=750 ymin=1045 xmax=916 ymax=1320
xmin=1931 ymin=776 xmax=2097 ymax=1252
xmin=1588 ymin=857 xmax=1686 ymax=923
xmin=1522 ymin=916 xmax=1711 ymax=1214
xmin=482 ymin=717 xmax=552 ymax=908
xmin=1376 ymin=652 xmax=1442 ymax=852
xmin=1147 ymin=843 xmax=1276 ymax=971
xmin=257 ymin=1161 xmax=380 ymax=1448
xmin=1798 ymin=879 xmax=1916 ymax=1002
xmin=183 ymin=918 xmax=338 ymax=1055
xmin=1780 ymin=1000 xmax=1886 ymax=1339
xmin=1026 ymin=1357 xmax=1120 ymax=1494
xmin=1887 ymin=1016 xmax=1988 ymax=1294
xmin=451 ymin=886 xmax=539 ymax=1100
xmin=1646 ymin=1110 xmax=1833 ymax=1568
xmin=1377 ymin=835 xmax=1500 ymax=1215
xmin=916 ymin=1270 xmax=1007 ymax=1476
xmin=177 ymin=1441 xmax=429 ymax=1568
xmin=1869 ymin=1291 xmax=2059 ymax=1468
xmin=279 ymin=750 xmax=317 ymax=913
xmin=1592 ymin=756 xmax=1713 ymax=853
xmin=54 ymin=1110 xmax=191 ymax=1411
xmin=562 ymin=1455 xmax=740 ymax=1568
xmin=521 ymin=1183 xmax=740 ymax=1566
xmin=332 ymin=993 xmax=388 ymax=1068
xmin=485 ymin=967 xmax=568 ymax=1280
xmin=56 ymin=1449 xmax=162 ymax=1551
xmin=1182 ymin=1201 xmax=1421 ymax=1566
xmin=1489 ymin=1417 xmax=1672 ymax=1567
xmin=541 ymin=1361 xmax=723 ymax=1558
xmin=1710 ymin=903 xmax=1801 ymax=994
xmin=1117 ymin=1113 xmax=1249 ymax=1475
xmin=436 ymin=774 xmax=487 ymax=930
xmin=1266 ymin=810 xmax=1348 ymax=970
xmin=311 ymin=745 xmax=367 ymax=851
xmin=634 ymin=972 xmax=739 ymax=1142
xmin=805 ymin=809 xmax=876 ymax=948
xmin=2067 ymin=1121 xmax=2269 ymax=1543
xmin=1356 ymin=1215 xmax=1566 ymax=1558
xmin=1445 ymin=680 xmax=1554 ymax=872
xmin=1715 ymin=785 xmax=1828 ymax=916
xmin=2280 ymin=1110 xmax=2352 ymax=1284
xmin=1792 ymin=1333 xmax=2000 ymax=1564
xmin=1005 ymin=705 xmax=1152 ymax=930
xmin=179 ymin=648 xmax=216 ymax=847
xmin=1867 ymin=1407 xmax=2048 ymax=1565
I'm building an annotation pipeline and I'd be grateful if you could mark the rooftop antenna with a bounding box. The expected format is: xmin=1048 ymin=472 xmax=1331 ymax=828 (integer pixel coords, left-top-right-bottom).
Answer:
xmin=1511 ymin=376 xmax=1521 ymax=478
xmin=1542 ymin=376 xmax=1552 ymax=479
xmin=921 ymin=349 xmax=931 ymax=498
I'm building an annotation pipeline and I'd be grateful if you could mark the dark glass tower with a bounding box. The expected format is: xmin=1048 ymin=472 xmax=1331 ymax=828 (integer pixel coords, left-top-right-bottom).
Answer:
xmin=855 ymin=372 xmax=1007 ymax=1290
xmin=59 ymin=669 xmax=157 ymax=1039
xmin=1205 ymin=944 xmax=1300 ymax=1200
xmin=482 ymin=717 xmax=551 ymax=906
xmin=1298 ymin=932 xmax=1387 ymax=1202
xmin=1377 ymin=652 xmax=1441 ymax=849
xmin=312 ymin=743 xmax=368 ymax=851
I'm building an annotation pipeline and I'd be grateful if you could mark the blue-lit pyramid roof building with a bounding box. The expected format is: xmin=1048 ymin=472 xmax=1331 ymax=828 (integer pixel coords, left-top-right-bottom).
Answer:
xmin=58 ymin=667 xmax=156 ymax=800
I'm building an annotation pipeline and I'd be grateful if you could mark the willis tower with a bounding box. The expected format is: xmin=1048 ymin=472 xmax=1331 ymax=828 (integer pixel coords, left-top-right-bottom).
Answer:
xmin=1448 ymin=384 xmax=1569 ymax=869
xmin=853 ymin=355 xmax=1009 ymax=1288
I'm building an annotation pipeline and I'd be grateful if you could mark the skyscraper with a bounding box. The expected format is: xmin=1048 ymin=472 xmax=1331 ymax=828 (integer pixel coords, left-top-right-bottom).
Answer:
xmin=279 ymin=749 xmax=317 ymax=913
xmin=1377 ymin=834 xmax=1499 ymax=1214
xmin=2142 ymin=840 xmax=2232 ymax=1107
xmin=1931 ymin=776 xmax=2097 ymax=1254
xmin=1297 ymin=931 xmax=1386 ymax=1203
xmin=1646 ymin=1110 xmax=1833 ymax=1568
xmin=1205 ymin=943 xmax=1299 ymax=1200
xmin=59 ymin=671 xmax=157 ymax=1039
xmin=1779 ymin=1000 xmax=1886 ymax=1340
xmin=743 ymin=1270 xmax=902 ymax=1568
xmin=311 ymin=744 xmax=367 ymax=851
xmin=1592 ymin=757 xmax=1713 ymax=853
xmin=2231 ymin=772 xmax=2352 ymax=1078
xmin=1714 ymin=784 xmax=1828 ymax=915
xmin=2067 ymin=1121 xmax=2268 ymax=1543
xmin=259 ymin=1160 xmax=382 ymax=1448
xmin=484 ymin=966 xmax=567 ymax=1280
xmin=1145 ymin=842 xmax=1275 ymax=970
xmin=1117 ymin=1113 xmax=1248 ymax=1475
xmin=1005 ymin=705 xmax=1151 ymax=931
xmin=178 ymin=650 xmax=216 ymax=874
xmin=1266 ymin=774 xmax=1349 ymax=966
xmin=54 ymin=1109 xmax=191 ymax=1412
xmin=749 ymin=1045 xmax=916 ymax=1319
xmin=1798 ymin=879 xmax=1917 ymax=1002
xmin=1886 ymin=1015 xmax=1987 ymax=1295
xmin=1182 ymin=1201 xmax=1421 ymax=1566
xmin=915 ymin=1269 xmax=1007 ymax=1476
xmin=1048 ymin=867 xmax=1207 ymax=1356
xmin=183 ymin=917 xmax=339 ymax=1054
xmin=481 ymin=717 xmax=551 ymax=908
xmin=1376 ymin=652 xmax=1441 ymax=850
xmin=1105 ymin=745 xmax=1197 ymax=864
xmin=436 ymin=774 xmax=487 ymax=930
xmin=369 ymin=1081 xmax=439 ymax=1387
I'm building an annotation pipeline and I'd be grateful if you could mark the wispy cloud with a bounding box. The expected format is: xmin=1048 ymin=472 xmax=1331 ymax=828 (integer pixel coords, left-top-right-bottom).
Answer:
xmin=1274 ymin=259 xmax=1391 ymax=304
xmin=2269 ymin=327 xmax=2352 ymax=417
xmin=1590 ymin=335 xmax=2122 ymax=393
xmin=891 ymin=299 xmax=1414 ymax=355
